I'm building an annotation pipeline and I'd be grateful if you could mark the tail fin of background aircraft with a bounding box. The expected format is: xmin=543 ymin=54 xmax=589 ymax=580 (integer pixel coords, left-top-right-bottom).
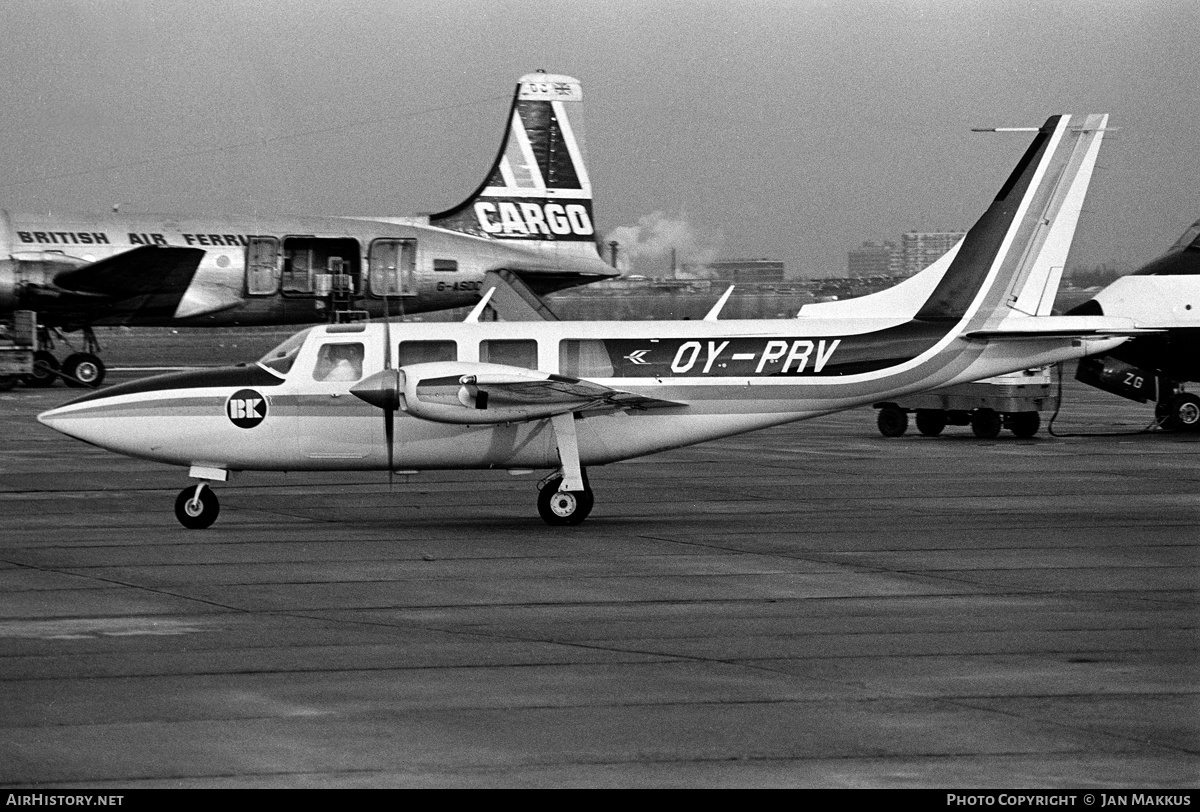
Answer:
xmin=429 ymin=72 xmax=600 ymax=260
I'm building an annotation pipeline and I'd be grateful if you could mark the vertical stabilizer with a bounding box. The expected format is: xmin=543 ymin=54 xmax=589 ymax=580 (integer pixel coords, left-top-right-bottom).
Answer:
xmin=430 ymin=72 xmax=599 ymax=257
xmin=1003 ymin=114 xmax=1108 ymax=317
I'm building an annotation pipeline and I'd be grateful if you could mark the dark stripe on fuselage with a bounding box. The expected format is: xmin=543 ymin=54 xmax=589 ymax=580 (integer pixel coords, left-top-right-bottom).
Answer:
xmin=599 ymin=321 xmax=949 ymax=379
xmin=61 ymin=364 xmax=284 ymax=406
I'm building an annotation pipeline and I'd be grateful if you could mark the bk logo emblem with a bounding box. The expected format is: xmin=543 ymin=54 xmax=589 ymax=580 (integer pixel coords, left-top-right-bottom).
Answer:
xmin=226 ymin=389 xmax=267 ymax=429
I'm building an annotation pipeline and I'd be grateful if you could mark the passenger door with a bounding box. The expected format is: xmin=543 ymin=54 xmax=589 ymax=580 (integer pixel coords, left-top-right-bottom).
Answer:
xmin=294 ymin=335 xmax=386 ymax=467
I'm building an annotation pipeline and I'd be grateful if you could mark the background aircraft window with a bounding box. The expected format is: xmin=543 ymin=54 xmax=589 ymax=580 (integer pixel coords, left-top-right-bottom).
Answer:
xmin=398 ymin=340 xmax=457 ymax=365
xmin=433 ymin=259 xmax=458 ymax=272
xmin=313 ymin=342 xmax=364 ymax=382
xmin=559 ymin=340 xmax=614 ymax=377
xmin=480 ymin=339 xmax=537 ymax=369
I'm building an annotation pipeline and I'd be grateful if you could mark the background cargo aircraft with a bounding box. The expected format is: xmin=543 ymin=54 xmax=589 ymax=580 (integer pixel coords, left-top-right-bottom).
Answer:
xmin=0 ymin=71 xmax=617 ymax=388
xmin=1069 ymin=218 xmax=1200 ymax=430
xmin=40 ymin=114 xmax=1151 ymax=528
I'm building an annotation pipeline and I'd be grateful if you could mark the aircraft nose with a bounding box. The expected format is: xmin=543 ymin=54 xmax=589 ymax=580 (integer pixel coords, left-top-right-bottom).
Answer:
xmin=38 ymin=404 xmax=78 ymax=438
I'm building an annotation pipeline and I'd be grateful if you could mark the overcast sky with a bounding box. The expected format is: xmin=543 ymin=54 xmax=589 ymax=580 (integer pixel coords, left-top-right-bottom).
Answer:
xmin=1 ymin=0 xmax=1197 ymax=278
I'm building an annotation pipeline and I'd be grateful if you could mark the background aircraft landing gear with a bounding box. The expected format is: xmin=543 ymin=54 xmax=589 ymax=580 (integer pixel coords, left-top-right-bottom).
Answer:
xmin=537 ymin=475 xmax=594 ymax=526
xmin=1158 ymin=391 xmax=1200 ymax=432
xmin=174 ymin=483 xmax=220 ymax=529
xmin=62 ymin=353 xmax=105 ymax=388
xmin=876 ymin=405 xmax=908 ymax=437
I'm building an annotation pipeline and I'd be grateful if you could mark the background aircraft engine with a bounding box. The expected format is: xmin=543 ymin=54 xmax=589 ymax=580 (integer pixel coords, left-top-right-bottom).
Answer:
xmin=0 ymin=259 xmax=17 ymax=311
xmin=0 ymin=253 xmax=90 ymax=311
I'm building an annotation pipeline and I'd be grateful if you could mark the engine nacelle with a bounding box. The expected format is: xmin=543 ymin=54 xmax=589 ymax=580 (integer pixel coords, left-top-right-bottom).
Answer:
xmin=399 ymin=361 xmax=589 ymax=425
xmin=0 ymin=251 xmax=91 ymax=311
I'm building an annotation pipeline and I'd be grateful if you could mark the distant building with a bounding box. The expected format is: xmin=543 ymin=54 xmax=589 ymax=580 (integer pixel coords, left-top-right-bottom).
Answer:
xmin=681 ymin=258 xmax=786 ymax=283
xmin=900 ymin=231 xmax=965 ymax=276
xmin=848 ymin=231 xmax=966 ymax=279
xmin=848 ymin=241 xmax=899 ymax=278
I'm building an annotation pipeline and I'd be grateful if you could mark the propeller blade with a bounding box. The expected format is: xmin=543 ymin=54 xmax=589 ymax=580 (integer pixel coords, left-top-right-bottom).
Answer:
xmin=381 ymin=292 xmax=395 ymax=486
xmin=385 ymin=406 xmax=394 ymax=485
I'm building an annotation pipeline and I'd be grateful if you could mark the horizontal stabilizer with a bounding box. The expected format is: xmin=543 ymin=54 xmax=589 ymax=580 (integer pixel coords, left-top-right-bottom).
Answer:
xmin=966 ymin=316 xmax=1160 ymax=340
xmin=52 ymin=246 xmax=206 ymax=299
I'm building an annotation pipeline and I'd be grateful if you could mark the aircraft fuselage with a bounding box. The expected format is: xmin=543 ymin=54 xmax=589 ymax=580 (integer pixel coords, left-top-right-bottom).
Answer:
xmin=0 ymin=209 xmax=614 ymax=330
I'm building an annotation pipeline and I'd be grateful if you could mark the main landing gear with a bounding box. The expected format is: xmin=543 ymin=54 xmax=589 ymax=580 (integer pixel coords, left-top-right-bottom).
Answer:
xmin=174 ymin=483 xmax=220 ymax=529
xmin=537 ymin=473 xmax=594 ymax=526
xmin=535 ymin=411 xmax=596 ymax=526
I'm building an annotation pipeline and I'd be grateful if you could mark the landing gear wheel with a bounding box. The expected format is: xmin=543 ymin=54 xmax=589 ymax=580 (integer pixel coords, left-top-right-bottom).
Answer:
xmin=24 ymin=350 xmax=59 ymax=387
xmin=62 ymin=353 xmax=105 ymax=388
xmin=915 ymin=410 xmax=946 ymax=437
xmin=537 ymin=477 xmax=594 ymax=526
xmin=1164 ymin=392 xmax=1200 ymax=432
xmin=876 ymin=405 xmax=908 ymax=437
xmin=1009 ymin=411 xmax=1040 ymax=438
xmin=971 ymin=408 xmax=1002 ymax=439
xmin=174 ymin=484 xmax=220 ymax=529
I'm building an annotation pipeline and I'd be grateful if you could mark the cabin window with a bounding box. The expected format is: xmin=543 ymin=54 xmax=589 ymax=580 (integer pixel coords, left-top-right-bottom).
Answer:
xmin=558 ymin=339 xmax=614 ymax=377
xmin=313 ymin=342 xmax=365 ymax=382
xmin=433 ymin=259 xmax=458 ymax=272
xmin=398 ymin=340 xmax=457 ymax=365
xmin=480 ymin=339 xmax=537 ymax=369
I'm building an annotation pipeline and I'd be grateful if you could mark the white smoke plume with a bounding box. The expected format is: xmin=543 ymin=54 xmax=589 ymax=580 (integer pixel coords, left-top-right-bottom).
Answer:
xmin=604 ymin=211 xmax=724 ymax=278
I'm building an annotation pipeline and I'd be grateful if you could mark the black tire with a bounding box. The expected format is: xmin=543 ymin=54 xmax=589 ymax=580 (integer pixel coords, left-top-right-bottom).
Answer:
xmin=1009 ymin=411 xmax=1040 ymax=438
xmin=0 ymin=374 xmax=17 ymax=391
xmin=174 ymin=484 xmax=220 ymax=529
xmin=62 ymin=353 xmax=105 ymax=388
xmin=24 ymin=350 xmax=59 ymax=387
xmin=537 ymin=477 xmax=594 ymax=526
xmin=971 ymin=408 xmax=1002 ymax=439
xmin=1165 ymin=392 xmax=1200 ymax=432
xmin=876 ymin=405 xmax=908 ymax=437
xmin=915 ymin=410 xmax=946 ymax=437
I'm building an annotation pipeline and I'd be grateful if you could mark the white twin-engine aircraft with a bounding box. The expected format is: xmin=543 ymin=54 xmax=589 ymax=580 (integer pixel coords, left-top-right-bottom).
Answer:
xmin=39 ymin=114 xmax=1148 ymax=528
xmin=2 ymin=71 xmax=616 ymax=387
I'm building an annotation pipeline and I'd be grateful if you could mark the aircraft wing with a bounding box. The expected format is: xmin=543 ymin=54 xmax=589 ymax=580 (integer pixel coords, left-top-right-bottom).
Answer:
xmin=52 ymin=246 xmax=206 ymax=298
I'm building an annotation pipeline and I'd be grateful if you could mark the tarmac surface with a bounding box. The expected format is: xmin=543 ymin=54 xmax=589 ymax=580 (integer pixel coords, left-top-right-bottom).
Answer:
xmin=0 ymin=357 xmax=1196 ymax=788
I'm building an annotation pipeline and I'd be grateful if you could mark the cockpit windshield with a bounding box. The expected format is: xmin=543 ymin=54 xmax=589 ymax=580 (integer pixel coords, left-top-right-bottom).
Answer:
xmin=257 ymin=328 xmax=313 ymax=376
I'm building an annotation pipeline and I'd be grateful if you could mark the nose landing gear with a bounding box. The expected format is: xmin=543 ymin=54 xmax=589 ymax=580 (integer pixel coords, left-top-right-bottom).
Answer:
xmin=174 ymin=483 xmax=220 ymax=529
